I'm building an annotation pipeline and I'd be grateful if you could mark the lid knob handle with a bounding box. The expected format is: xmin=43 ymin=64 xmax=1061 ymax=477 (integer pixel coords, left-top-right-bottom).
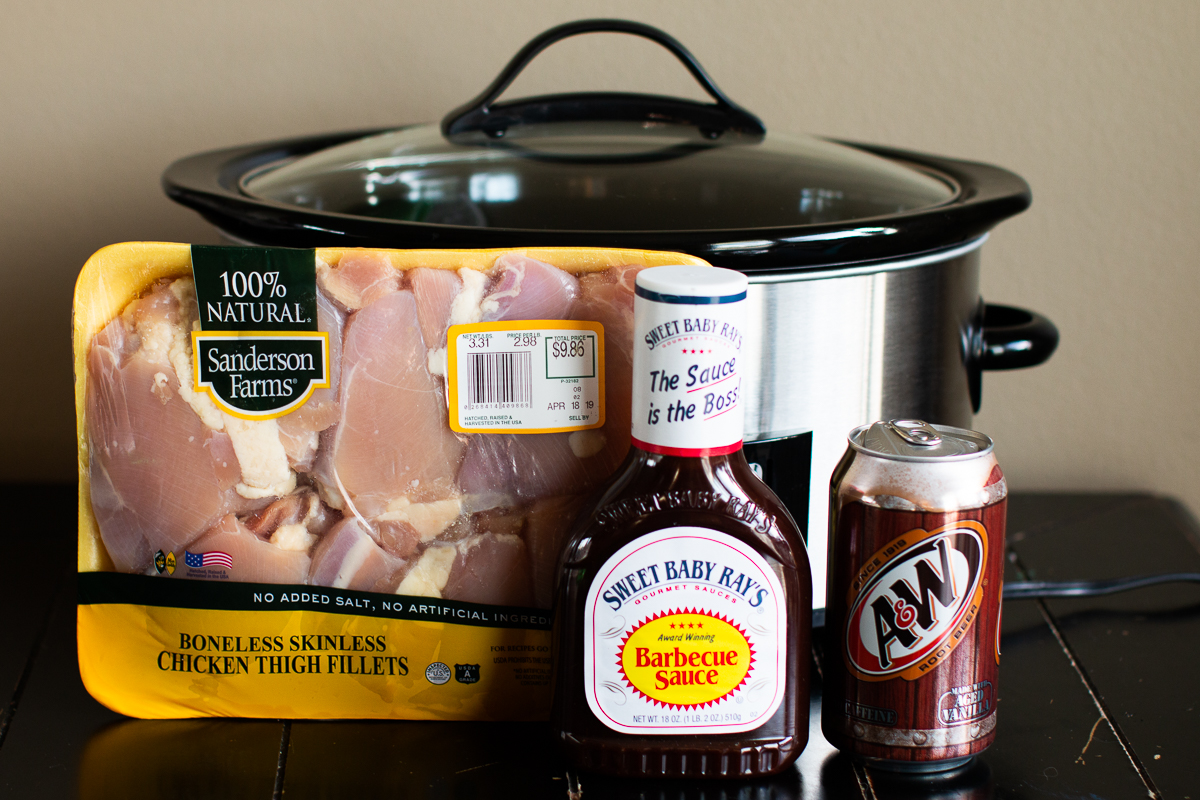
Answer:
xmin=441 ymin=19 xmax=766 ymax=141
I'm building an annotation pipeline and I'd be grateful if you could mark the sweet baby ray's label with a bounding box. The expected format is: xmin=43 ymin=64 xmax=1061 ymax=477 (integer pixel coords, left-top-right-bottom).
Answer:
xmin=630 ymin=283 xmax=746 ymax=457
xmin=583 ymin=528 xmax=787 ymax=735
xmin=446 ymin=320 xmax=605 ymax=434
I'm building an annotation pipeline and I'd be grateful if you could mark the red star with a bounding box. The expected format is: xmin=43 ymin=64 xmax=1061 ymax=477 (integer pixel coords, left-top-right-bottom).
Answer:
xmin=688 ymin=622 xmax=695 ymax=628
xmin=669 ymin=623 xmax=675 ymax=629
xmin=697 ymin=623 xmax=703 ymax=629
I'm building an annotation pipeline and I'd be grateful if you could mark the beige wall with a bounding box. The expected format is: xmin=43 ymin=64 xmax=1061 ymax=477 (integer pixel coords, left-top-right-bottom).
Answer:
xmin=5 ymin=2 xmax=1199 ymax=512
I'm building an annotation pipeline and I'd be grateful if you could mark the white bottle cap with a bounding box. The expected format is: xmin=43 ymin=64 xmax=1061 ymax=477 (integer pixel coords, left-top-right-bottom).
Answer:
xmin=635 ymin=264 xmax=749 ymax=302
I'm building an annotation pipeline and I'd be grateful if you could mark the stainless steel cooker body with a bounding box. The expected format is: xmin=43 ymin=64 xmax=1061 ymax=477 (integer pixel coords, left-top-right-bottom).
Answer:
xmin=739 ymin=235 xmax=1054 ymax=613
xmin=742 ymin=238 xmax=979 ymax=610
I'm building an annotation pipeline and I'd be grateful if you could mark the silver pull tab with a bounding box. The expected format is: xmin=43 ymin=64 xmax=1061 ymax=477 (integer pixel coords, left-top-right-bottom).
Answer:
xmin=886 ymin=419 xmax=943 ymax=447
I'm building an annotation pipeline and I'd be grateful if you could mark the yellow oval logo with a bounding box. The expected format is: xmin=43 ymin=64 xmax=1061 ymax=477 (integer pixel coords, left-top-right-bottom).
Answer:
xmin=618 ymin=609 xmax=755 ymax=709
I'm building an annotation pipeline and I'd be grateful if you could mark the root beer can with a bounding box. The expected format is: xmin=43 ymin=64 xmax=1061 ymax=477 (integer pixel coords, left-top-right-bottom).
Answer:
xmin=822 ymin=420 xmax=1006 ymax=772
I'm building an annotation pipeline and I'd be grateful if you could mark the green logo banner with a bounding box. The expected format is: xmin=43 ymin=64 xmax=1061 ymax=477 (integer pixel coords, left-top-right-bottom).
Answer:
xmin=189 ymin=247 xmax=328 ymax=417
xmin=191 ymin=246 xmax=318 ymax=332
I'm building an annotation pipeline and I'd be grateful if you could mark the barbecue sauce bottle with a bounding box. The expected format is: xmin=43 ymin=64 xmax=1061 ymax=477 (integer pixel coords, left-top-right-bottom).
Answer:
xmin=552 ymin=265 xmax=811 ymax=778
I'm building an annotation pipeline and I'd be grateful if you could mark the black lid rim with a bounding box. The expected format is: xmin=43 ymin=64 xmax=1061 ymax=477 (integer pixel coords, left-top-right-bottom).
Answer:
xmin=162 ymin=128 xmax=1031 ymax=271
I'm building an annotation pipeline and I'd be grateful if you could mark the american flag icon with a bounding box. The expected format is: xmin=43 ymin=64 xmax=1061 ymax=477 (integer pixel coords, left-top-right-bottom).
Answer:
xmin=184 ymin=550 xmax=233 ymax=570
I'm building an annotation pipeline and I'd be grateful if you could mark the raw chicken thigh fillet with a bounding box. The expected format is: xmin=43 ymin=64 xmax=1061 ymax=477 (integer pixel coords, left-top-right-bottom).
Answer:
xmin=84 ymin=252 xmax=643 ymax=608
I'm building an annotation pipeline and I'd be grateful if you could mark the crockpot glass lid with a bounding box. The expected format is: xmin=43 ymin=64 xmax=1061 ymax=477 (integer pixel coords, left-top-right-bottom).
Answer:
xmin=240 ymin=20 xmax=955 ymax=233
xmin=241 ymin=124 xmax=955 ymax=232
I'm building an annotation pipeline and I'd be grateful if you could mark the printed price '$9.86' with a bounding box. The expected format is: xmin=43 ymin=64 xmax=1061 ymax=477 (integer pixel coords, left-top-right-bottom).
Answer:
xmin=551 ymin=339 xmax=589 ymax=359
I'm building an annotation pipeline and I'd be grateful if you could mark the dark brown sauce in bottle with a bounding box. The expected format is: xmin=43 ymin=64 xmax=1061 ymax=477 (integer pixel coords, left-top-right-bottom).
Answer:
xmin=552 ymin=448 xmax=811 ymax=778
xmin=550 ymin=264 xmax=811 ymax=779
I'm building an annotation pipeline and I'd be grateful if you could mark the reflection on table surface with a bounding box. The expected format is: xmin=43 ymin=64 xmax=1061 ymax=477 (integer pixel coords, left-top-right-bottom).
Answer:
xmin=75 ymin=681 xmax=1001 ymax=800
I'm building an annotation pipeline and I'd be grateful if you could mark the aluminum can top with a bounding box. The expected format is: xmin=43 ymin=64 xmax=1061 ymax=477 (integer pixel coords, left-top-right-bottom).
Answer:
xmin=849 ymin=420 xmax=993 ymax=463
xmin=838 ymin=420 xmax=1002 ymax=513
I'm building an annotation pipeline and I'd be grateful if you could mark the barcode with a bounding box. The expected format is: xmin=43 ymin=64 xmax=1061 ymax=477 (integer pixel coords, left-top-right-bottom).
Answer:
xmin=467 ymin=351 xmax=533 ymax=408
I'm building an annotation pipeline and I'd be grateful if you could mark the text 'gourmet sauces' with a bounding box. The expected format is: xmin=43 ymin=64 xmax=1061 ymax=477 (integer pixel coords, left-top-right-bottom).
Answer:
xmin=552 ymin=265 xmax=812 ymax=779
xmin=823 ymin=420 xmax=1006 ymax=773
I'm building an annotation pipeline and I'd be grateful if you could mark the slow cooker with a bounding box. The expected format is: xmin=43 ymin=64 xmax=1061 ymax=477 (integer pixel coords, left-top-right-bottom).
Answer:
xmin=163 ymin=19 xmax=1058 ymax=612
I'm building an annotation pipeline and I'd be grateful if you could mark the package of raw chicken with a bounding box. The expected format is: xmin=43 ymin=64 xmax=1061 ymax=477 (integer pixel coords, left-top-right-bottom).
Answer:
xmin=73 ymin=242 xmax=712 ymax=719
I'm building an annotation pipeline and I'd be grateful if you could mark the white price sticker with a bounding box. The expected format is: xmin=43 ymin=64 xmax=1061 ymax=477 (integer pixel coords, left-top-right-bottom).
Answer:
xmin=447 ymin=320 xmax=605 ymax=434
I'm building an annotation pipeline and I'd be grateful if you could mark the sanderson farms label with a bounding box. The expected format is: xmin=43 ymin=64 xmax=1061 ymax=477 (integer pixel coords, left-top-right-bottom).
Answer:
xmin=190 ymin=246 xmax=329 ymax=420
xmin=583 ymin=527 xmax=787 ymax=735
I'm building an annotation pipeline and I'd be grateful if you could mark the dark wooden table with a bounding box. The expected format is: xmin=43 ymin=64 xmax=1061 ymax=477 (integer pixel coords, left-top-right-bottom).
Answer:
xmin=0 ymin=488 xmax=1196 ymax=799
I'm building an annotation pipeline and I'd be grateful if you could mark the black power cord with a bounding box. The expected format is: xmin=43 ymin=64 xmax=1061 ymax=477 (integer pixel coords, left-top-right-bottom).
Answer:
xmin=1003 ymin=573 xmax=1200 ymax=600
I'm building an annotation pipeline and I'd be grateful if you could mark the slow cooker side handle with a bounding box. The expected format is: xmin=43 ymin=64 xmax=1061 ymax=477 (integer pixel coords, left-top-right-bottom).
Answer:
xmin=967 ymin=302 xmax=1060 ymax=412
xmin=441 ymin=19 xmax=765 ymax=140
